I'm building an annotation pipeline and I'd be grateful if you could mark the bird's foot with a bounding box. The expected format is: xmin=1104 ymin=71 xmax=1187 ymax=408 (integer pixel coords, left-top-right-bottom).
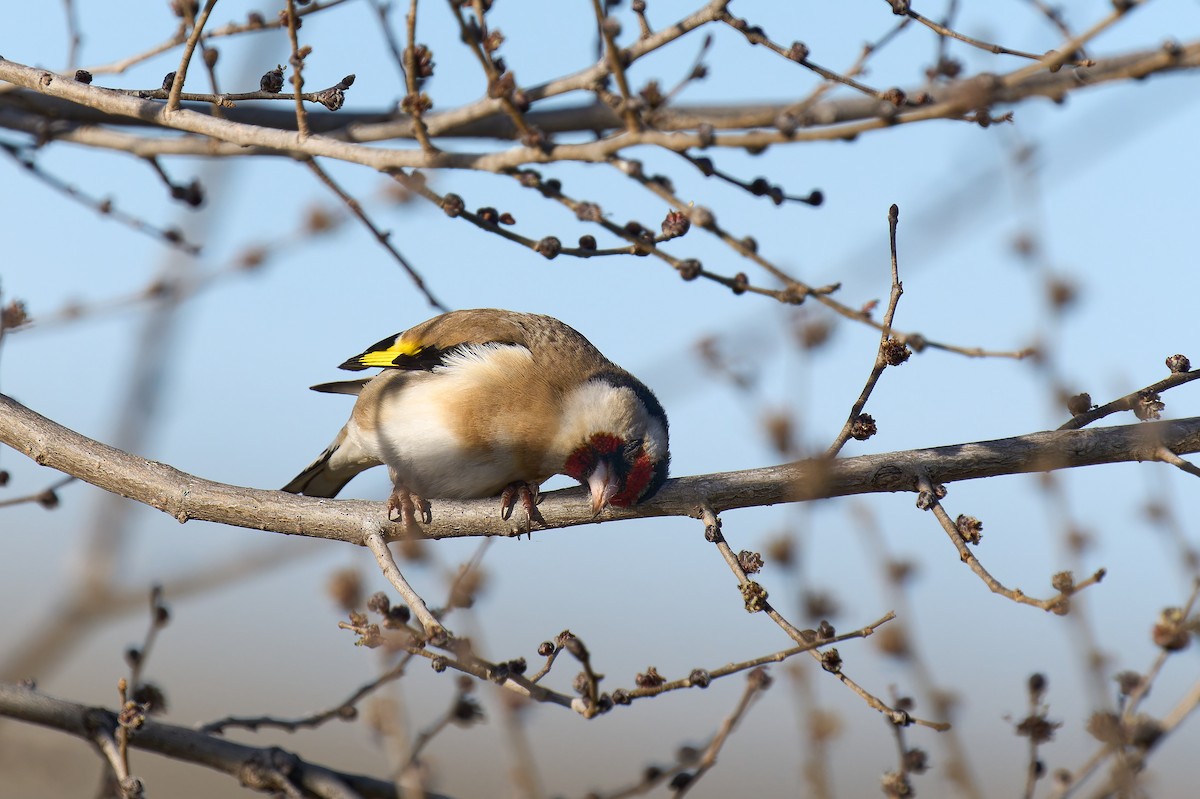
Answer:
xmin=386 ymin=486 xmax=431 ymax=529
xmin=499 ymin=481 xmax=545 ymax=531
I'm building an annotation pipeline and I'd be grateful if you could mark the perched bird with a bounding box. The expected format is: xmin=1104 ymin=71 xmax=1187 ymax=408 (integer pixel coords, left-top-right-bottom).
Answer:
xmin=282 ymin=309 xmax=670 ymax=526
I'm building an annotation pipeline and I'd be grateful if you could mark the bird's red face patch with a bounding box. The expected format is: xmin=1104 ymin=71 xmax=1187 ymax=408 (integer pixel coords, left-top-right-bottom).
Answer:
xmin=608 ymin=449 xmax=654 ymax=507
xmin=587 ymin=433 xmax=622 ymax=456
xmin=564 ymin=434 xmax=657 ymax=507
xmin=564 ymin=433 xmax=622 ymax=480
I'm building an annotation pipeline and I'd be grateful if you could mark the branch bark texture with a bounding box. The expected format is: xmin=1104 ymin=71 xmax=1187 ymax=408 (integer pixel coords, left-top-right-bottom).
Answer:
xmin=2 ymin=393 xmax=1195 ymax=545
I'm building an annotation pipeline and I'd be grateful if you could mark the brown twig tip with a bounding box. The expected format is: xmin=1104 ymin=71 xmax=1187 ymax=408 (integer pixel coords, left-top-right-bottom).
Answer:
xmin=1 ymin=299 xmax=30 ymax=331
xmin=260 ymin=65 xmax=284 ymax=93
xmin=955 ymin=514 xmax=983 ymax=545
xmin=636 ymin=666 xmax=666 ymax=688
xmin=737 ymin=550 xmax=764 ymax=574
xmin=1134 ymin=390 xmax=1165 ymax=421
xmin=1028 ymin=671 xmax=1048 ymax=697
xmin=534 ymin=236 xmax=562 ymax=259
xmin=740 ymin=580 xmax=768 ymax=612
xmin=440 ymin=193 xmax=465 ymax=216
xmin=678 ymin=259 xmax=702 ymax=280
xmin=661 ymin=209 xmax=690 ymax=238
xmin=1067 ymin=391 xmax=1094 ymax=416
xmin=1016 ymin=710 xmax=1062 ymax=743
xmin=881 ymin=337 xmax=911 ymax=366
xmin=850 ymin=413 xmax=877 ymax=441
xmin=1151 ymin=607 xmax=1191 ymax=651
xmin=1166 ymin=354 xmax=1191 ymax=374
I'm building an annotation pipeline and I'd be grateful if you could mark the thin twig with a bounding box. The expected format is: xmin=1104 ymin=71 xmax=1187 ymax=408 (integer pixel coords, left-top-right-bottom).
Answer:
xmin=1121 ymin=579 xmax=1200 ymax=721
xmin=852 ymin=503 xmax=984 ymax=797
xmin=402 ymin=0 xmax=437 ymax=152
xmin=284 ymin=0 xmax=311 ymax=137
xmin=305 ymin=158 xmax=448 ymax=311
xmin=370 ymin=0 xmax=409 ymax=83
xmin=721 ymin=11 xmax=894 ymax=102
xmin=0 ymin=143 xmax=201 ymax=254
xmin=1059 ymin=370 xmax=1200 ymax=430
xmin=896 ymin=2 xmax=1077 ymax=64
xmin=363 ymin=529 xmax=444 ymax=638
xmin=444 ymin=0 xmax=533 ymax=140
xmin=612 ymin=157 xmax=1030 ymax=359
xmin=116 ymin=82 xmax=356 ymax=107
xmin=166 ymin=0 xmax=219 ymax=112
xmin=826 ymin=204 xmax=904 ymax=457
xmin=674 ymin=669 xmax=771 ymax=797
xmin=1024 ymin=0 xmax=1085 ymax=54
xmin=700 ymin=504 xmax=812 ymax=646
xmin=91 ymin=726 xmax=136 ymax=794
xmin=0 ymin=474 xmax=75 ymax=509
xmin=617 ymin=612 xmax=896 ymax=702
xmin=61 ymin=0 xmax=82 ymax=71
xmin=77 ymin=0 xmax=354 ymax=77
xmin=593 ymin=0 xmax=640 ymax=131
xmin=337 ymin=618 xmax=581 ymax=712
xmin=915 ymin=473 xmax=1105 ymax=612
xmin=699 ymin=505 xmax=945 ymax=730
xmin=1154 ymin=446 xmax=1200 ymax=478
xmin=1000 ymin=0 xmax=1143 ymax=87
xmin=127 ymin=586 xmax=169 ymax=695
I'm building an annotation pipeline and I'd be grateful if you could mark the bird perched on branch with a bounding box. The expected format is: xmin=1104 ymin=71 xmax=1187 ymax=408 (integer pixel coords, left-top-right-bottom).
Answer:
xmin=282 ymin=309 xmax=670 ymax=528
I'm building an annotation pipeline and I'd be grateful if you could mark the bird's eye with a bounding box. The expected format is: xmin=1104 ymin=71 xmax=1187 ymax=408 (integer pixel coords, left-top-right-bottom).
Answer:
xmin=623 ymin=438 xmax=644 ymax=461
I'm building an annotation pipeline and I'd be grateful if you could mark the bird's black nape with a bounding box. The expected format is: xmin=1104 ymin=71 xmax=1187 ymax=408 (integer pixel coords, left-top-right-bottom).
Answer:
xmin=642 ymin=451 xmax=671 ymax=501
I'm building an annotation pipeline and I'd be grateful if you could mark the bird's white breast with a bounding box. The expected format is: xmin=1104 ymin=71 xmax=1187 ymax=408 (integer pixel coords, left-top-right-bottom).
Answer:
xmin=364 ymin=343 xmax=539 ymax=498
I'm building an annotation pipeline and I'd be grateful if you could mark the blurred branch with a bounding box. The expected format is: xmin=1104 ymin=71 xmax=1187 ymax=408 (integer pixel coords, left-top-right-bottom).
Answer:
xmin=5 ymin=392 xmax=1200 ymax=544
xmin=0 ymin=541 xmax=313 ymax=681
xmin=0 ymin=682 xmax=453 ymax=799
xmin=673 ymin=668 xmax=771 ymax=798
xmin=74 ymin=0 xmax=353 ymax=77
xmin=0 ymin=474 xmax=73 ymax=509
xmin=0 ymin=143 xmax=201 ymax=254
xmin=304 ymin=158 xmax=447 ymax=311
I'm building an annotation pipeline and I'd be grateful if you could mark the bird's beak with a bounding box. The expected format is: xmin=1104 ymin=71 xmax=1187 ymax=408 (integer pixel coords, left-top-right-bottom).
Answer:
xmin=587 ymin=459 xmax=619 ymax=515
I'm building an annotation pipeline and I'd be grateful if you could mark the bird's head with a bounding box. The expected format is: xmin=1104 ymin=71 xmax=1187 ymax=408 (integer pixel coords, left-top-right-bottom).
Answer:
xmin=559 ymin=373 xmax=669 ymax=514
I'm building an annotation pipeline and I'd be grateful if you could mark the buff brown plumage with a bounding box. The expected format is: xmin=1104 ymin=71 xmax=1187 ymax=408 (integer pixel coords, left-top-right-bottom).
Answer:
xmin=283 ymin=310 xmax=669 ymax=525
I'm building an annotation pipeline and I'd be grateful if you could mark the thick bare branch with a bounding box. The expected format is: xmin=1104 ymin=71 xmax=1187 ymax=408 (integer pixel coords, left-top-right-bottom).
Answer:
xmin=0 ymin=682 xmax=451 ymax=799
xmin=3 ymin=41 xmax=1198 ymax=165
xmin=4 ymin=392 xmax=1199 ymax=545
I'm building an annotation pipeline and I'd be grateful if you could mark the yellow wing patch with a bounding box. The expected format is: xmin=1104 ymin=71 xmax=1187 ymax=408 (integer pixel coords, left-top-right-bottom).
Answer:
xmin=358 ymin=342 xmax=422 ymax=367
xmin=338 ymin=333 xmax=428 ymax=371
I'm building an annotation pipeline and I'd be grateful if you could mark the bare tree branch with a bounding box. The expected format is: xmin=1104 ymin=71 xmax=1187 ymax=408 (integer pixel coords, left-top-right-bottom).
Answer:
xmin=4 ymin=392 xmax=1199 ymax=545
xmin=0 ymin=682 xmax=452 ymax=799
xmin=3 ymin=41 xmax=1198 ymax=167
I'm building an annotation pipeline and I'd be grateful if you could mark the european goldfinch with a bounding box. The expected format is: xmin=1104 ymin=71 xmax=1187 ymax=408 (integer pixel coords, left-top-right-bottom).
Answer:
xmin=282 ymin=309 xmax=670 ymax=525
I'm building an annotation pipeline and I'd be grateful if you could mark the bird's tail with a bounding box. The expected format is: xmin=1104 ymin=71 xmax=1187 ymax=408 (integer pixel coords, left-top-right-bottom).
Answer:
xmin=282 ymin=427 xmax=377 ymax=498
